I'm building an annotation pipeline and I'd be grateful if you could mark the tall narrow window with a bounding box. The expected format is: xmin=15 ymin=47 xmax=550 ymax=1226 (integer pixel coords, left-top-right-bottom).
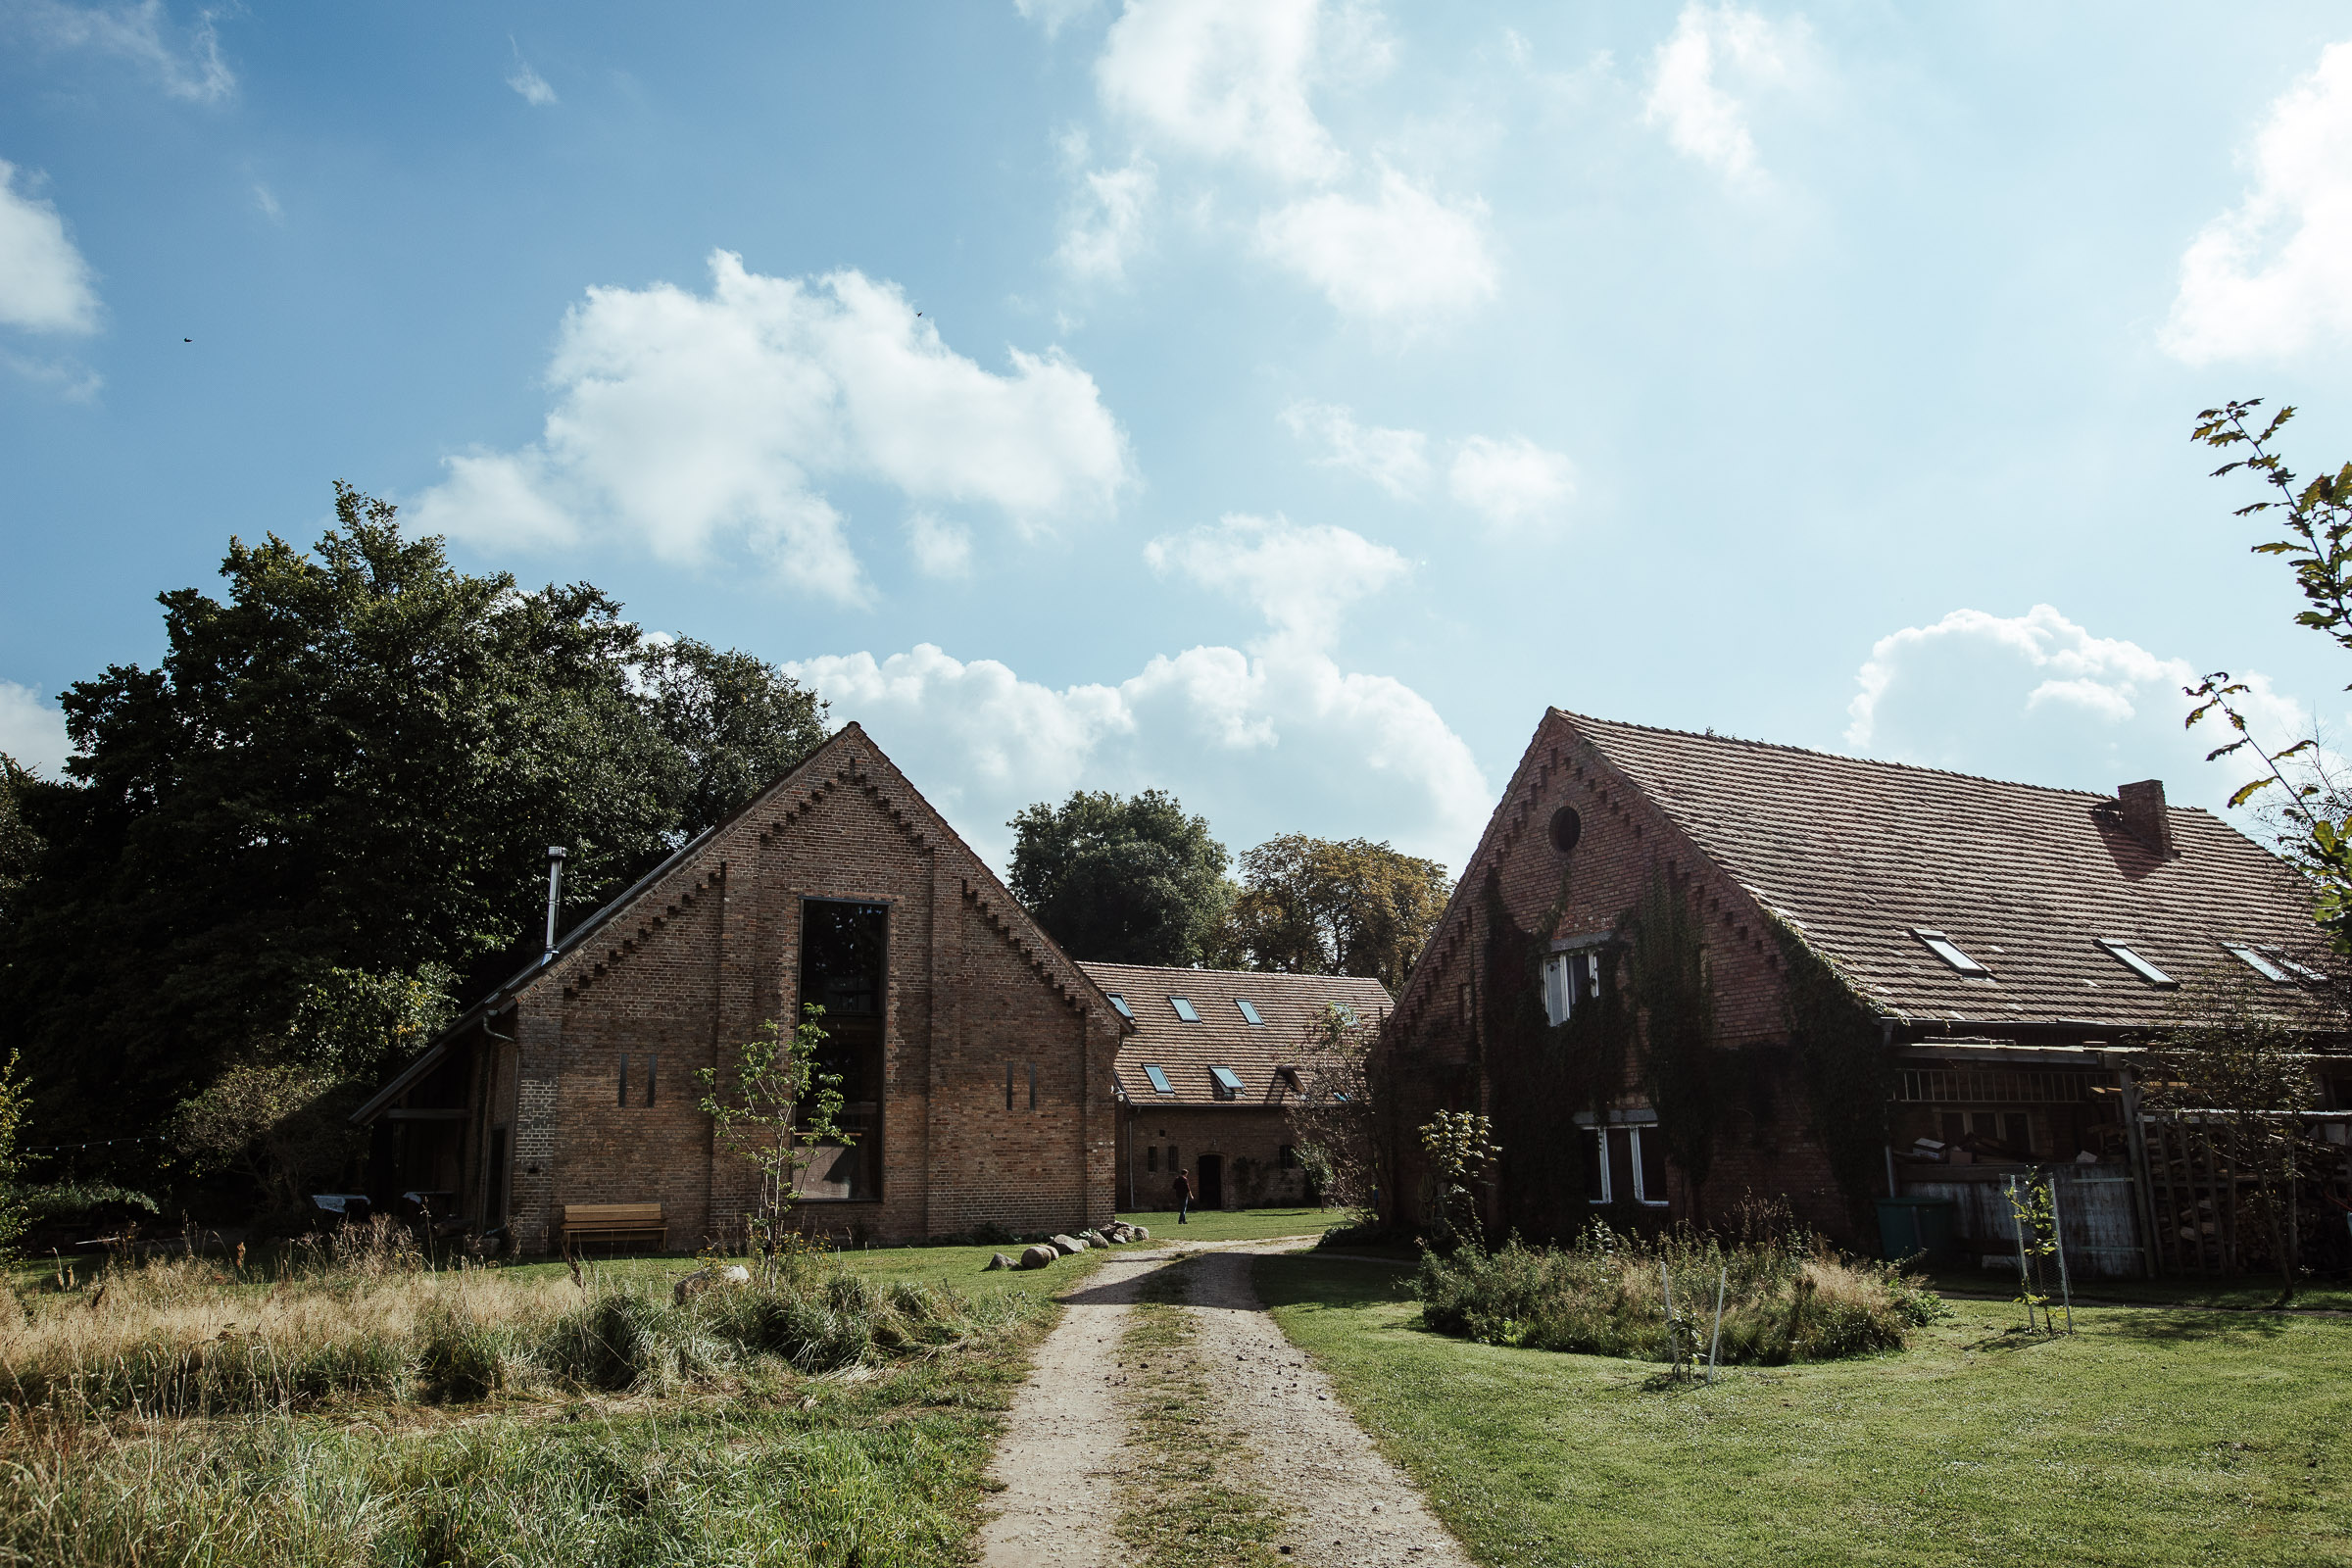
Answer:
xmin=799 ymin=899 xmax=887 ymax=1200
xmin=1029 ymin=1063 xmax=1039 ymax=1110
xmin=644 ymin=1053 xmax=657 ymax=1107
xmin=1147 ymin=1145 xmax=1159 ymax=1172
xmin=1005 ymin=1062 xmax=1015 ymax=1110
xmin=617 ymin=1054 xmax=630 ymax=1106
xmin=1585 ymin=1125 xmax=1668 ymax=1207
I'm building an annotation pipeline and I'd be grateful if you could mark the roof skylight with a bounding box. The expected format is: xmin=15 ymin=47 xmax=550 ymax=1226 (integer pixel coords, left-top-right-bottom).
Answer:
xmin=1911 ymin=928 xmax=1989 ymax=976
xmin=2097 ymin=939 xmax=2178 ymax=988
xmin=2277 ymin=953 xmax=2328 ymax=984
xmin=1236 ymin=999 xmax=1264 ymax=1025
xmin=1106 ymin=992 xmax=1134 ymax=1020
xmin=2224 ymin=944 xmax=2289 ymax=983
xmin=1210 ymin=1066 xmax=1245 ymax=1100
xmin=1168 ymin=996 xmax=1200 ymax=1022
xmin=1143 ymin=1064 xmax=1173 ymax=1095
xmin=1335 ymin=1003 xmax=1358 ymax=1024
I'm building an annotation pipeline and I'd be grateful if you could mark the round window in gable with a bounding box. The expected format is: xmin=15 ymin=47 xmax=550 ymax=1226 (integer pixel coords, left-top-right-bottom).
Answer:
xmin=1547 ymin=806 xmax=1583 ymax=855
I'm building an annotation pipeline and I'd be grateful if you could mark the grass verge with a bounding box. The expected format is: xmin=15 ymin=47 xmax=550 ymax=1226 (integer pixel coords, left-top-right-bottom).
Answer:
xmin=1115 ymin=1207 xmax=1333 ymax=1245
xmin=1258 ymin=1253 xmax=2352 ymax=1568
xmin=1114 ymin=1257 xmax=1289 ymax=1568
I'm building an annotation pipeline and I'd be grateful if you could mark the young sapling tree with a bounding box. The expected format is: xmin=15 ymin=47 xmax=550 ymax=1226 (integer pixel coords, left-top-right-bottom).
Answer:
xmin=697 ymin=1004 xmax=850 ymax=1285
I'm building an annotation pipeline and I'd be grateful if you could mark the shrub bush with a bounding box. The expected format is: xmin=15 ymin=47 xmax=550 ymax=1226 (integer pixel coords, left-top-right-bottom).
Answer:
xmin=1414 ymin=1220 xmax=1942 ymax=1365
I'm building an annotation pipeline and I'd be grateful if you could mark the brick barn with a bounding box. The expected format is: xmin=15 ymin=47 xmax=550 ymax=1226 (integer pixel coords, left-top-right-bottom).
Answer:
xmin=1381 ymin=710 xmax=2344 ymax=1272
xmin=1078 ymin=962 xmax=1393 ymax=1212
xmin=351 ymin=724 xmax=1125 ymax=1252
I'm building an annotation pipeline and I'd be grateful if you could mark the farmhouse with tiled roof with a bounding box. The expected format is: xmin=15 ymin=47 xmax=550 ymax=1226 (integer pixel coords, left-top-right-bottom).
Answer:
xmin=1080 ymin=961 xmax=1393 ymax=1211
xmin=1382 ymin=709 xmax=2348 ymax=1276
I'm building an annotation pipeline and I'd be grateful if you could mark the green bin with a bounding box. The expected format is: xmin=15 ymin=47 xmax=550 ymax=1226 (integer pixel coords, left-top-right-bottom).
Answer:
xmin=1875 ymin=1197 xmax=1958 ymax=1264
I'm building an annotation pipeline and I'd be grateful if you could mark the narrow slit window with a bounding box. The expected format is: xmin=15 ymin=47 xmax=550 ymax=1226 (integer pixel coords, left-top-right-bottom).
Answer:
xmin=645 ymin=1053 xmax=657 ymax=1107
xmin=1148 ymin=1145 xmax=1159 ymax=1172
xmin=1144 ymin=1064 xmax=1173 ymax=1096
xmin=1911 ymin=929 xmax=1990 ymax=976
xmin=2225 ymin=943 xmax=2291 ymax=982
xmin=1106 ymin=992 xmax=1134 ymax=1020
xmin=1168 ymin=996 xmax=1200 ymax=1022
xmin=2098 ymin=938 xmax=2178 ymax=988
xmin=617 ymin=1054 xmax=629 ymax=1106
xmin=1028 ymin=1062 xmax=1038 ymax=1110
xmin=1235 ymin=998 xmax=1264 ymax=1025
xmin=1209 ymin=1066 xmax=1245 ymax=1101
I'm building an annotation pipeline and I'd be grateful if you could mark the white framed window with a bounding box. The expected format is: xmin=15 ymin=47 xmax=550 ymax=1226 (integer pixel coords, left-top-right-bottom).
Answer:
xmin=1911 ymin=928 xmax=1990 ymax=976
xmin=2097 ymin=938 xmax=2177 ymax=989
xmin=1542 ymin=950 xmax=1601 ymax=1027
xmin=1582 ymin=1124 xmax=1669 ymax=1207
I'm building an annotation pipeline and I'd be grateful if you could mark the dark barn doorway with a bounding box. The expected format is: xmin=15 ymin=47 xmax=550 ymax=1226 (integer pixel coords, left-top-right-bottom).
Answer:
xmin=1198 ymin=1153 xmax=1224 ymax=1210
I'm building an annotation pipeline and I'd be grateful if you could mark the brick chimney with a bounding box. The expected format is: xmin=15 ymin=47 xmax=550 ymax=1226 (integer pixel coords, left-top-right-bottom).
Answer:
xmin=2117 ymin=779 xmax=2174 ymax=856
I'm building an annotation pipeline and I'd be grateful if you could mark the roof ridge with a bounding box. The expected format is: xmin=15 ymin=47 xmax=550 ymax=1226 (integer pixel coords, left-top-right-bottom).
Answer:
xmin=1552 ymin=707 xmax=2221 ymax=816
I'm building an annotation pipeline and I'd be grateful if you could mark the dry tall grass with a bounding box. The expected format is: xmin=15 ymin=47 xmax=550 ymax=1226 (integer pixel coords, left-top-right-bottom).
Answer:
xmin=3 ymin=1219 xmax=1003 ymax=1417
xmin=1414 ymin=1219 xmax=1945 ymax=1364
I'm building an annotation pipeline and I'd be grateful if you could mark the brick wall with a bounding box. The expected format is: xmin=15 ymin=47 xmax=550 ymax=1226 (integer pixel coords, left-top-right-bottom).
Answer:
xmin=1383 ymin=711 xmax=1858 ymax=1246
xmin=1119 ymin=1106 xmax=1311 ymax=1211
xmin=488 ymin=727 xmax=1118 ymax=1251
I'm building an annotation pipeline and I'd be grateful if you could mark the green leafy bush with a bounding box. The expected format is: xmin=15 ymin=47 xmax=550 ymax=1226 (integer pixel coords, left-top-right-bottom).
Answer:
xmin=1414 ymin=1221 xmax=1942 ymax=1365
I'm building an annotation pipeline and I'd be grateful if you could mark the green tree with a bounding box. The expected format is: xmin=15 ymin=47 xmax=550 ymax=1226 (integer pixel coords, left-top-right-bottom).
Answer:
xmin=0 ymin=483 xmax=825 ymax=1145
xmin=1287 ymin=1003 xmax=1384 ymax=1218
xmin=697 ymin=1004 xmax=850 ymax=1282
xmin=0 ymin=756 xmax=38 ymax=936
xmin=2146 ymin=967 xmax=2318 ymax=1295
xmin=2186 ymin=401 xmax=2352 ymax=944
xmin=1007 ymin=789 xmax=1231 ymax=964
xmin=0 ymin=1053 xmax=28 ymax=1263
xmin=1217 ymin=834 xmax=1450 ymax=992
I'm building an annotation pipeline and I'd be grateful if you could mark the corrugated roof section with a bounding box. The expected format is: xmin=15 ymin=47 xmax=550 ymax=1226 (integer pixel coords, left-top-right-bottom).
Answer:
xmin=1081 ymin=961 xmax=1394 ymax=1107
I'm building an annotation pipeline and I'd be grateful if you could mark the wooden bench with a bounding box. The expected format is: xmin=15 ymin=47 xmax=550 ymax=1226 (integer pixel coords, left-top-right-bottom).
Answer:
xmin=557 ymin=1202 xmax=668 ymax=1253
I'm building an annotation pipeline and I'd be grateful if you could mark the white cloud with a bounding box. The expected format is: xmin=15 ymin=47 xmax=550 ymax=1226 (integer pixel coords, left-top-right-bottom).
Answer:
xmin=0 ymin=681 xmax=73 ymax=775
xmin=1643 ymin=3 xmax=1799 ymax=186
xmin=409 ymin=251 xmax=1135 ymax=606
xmin=788 ymin=516 xmax=1486 ymax=870
xmin=1256 ymin=165 xmax=1495 ymax=318
xmin=1845 ymin=605 xmax=2320 ymax=818
xmin=1280 ymin=399 xmax=1429 ymax=497
xmin=2163 ymin=40 xmax=2352 ymax=365
xmin=13 ymin=0 xmax=233 ymax=103
xmin=507 ymin=59 xmax=558 ymax=108
xmin=0 ymin=160 xmax=100 ymax=335
xmin=250 ymin=182 xmax=280 ymax=220
xmin=1057 ymin=152 xmax=1156 ymax=283
xmin=1015 ymin=0 xmax=1100 ymax=37
xmin=1096 ymin=0 xmax=1350 ymax=183
xmin=906 ymin=512 xmax=974 ymax=577
xmin=1145 ymin=512 xmax=1407 ymax=643
xmin=1447 ymin=434 xmax=1574 ymax=529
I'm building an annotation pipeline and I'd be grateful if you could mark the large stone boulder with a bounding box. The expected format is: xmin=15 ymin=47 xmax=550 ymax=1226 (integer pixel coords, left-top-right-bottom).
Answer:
xmin=1017 ymin=1244 xmax=1058 ymax=1270
xmin=1077 ymin=1228 xmax=1109 ymax=1248
xmin=985 ymin=1251 xmax=1015 ymax=1271
xmin=1050 ymin=1233 xmax=1088 ymax=1255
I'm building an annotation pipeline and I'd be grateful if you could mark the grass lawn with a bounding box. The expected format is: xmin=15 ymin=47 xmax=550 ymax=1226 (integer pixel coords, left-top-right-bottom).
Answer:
xmin=1258 ymin=1254 xmax=2352 ymax=1568
xmin=1116 ymin=1205 xmax=1336 ymax=1243
xmin=1924 ymin=1264 xmax=2352 ymax=1314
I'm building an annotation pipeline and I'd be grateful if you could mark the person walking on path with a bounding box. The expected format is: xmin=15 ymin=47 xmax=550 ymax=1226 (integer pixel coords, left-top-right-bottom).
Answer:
xmin=1173 ymin=1167 xmax=1192 ymax=1223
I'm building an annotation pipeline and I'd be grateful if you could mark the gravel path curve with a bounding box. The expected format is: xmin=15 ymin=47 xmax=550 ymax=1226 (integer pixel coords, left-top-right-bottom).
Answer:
xmin=976 ymin=1238 xmax=1473 ymax=1568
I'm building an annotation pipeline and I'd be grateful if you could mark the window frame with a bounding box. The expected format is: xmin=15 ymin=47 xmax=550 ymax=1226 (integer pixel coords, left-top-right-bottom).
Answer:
xmin=2224 ymin=943 xmax=2290 ymax=983
xmin=1106 ymin=992 xmax=1135 ymax=1020
xmin=1168 ymin=996 xmax=1200 ymax=1022
xmin=794 ymin=896 xmax=890 ymax=1202
xmin=1911 ymin=928 xmax=1991 ymax=977
xmin=1209 ymin=1065 xmax=1245 ymax=1101
xmin=1143 ymin=1064 xmax=1174 ymax=1096
xmin=2097 ymin=938 xmax=2178 ymax=989
xmin=1235 ymin=998 xmax=1265 ymax=1025
xmin=1541 ymin=948 xmax=1601 ymax=1027
xmin=1582 ymin=1121 xmax=1669 ymax=1208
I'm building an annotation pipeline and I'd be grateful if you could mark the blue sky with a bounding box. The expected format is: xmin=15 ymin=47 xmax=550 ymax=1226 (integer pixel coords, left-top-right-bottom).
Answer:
xmin=7 ymin=1 xmax=2352 ymax=875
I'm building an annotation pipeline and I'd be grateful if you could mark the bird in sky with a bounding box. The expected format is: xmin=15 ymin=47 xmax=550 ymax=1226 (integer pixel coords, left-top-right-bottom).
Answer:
xmin=183 ymin=338 xmax=192 ymax=343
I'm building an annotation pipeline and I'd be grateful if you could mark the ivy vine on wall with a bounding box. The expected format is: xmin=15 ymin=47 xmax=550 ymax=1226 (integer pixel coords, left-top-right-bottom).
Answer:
xmin=1770 ymin=916 xmax=1895 ymax=1225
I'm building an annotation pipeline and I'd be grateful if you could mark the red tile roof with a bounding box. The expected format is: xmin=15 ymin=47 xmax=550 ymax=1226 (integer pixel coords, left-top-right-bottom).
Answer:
xmin=1077 ymin=961 xmax=1394 ymax=1107
xmin=1560 ymin=710 xmax=2326 ymax=1031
